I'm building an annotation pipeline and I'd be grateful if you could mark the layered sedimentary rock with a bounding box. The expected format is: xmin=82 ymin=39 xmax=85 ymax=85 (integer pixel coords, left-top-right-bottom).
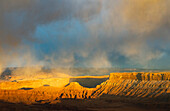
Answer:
xmin=92 ymin=79 xmax=170 ymax=98
xmin=0 ymin=72 xmax=169 ymax=104
xmin=92 ymin=72 xmax=170 ymax=98
xmin=109 ymin=72 xmax=170 ymax=80
xmin=0 ymin=82 xmax=94 ymax=104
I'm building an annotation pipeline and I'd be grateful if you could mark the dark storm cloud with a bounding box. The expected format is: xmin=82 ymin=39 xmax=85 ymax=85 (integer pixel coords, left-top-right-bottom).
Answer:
xmin=0 ymin=0 xmax=102 ymax=73
xmin=0 ymin=0 xmax=170 ymax=75
xmin=0 ymin=0 xmax=101 ymax=46
xmin=86 ymin=0 xmax=170 ymax=66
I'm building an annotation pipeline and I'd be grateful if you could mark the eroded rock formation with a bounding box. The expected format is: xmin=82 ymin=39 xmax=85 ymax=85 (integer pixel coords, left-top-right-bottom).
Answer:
xmin=0 ymin=72 xmax=169 ymax=104
xmin=109 ymin=72 xmax=170 ymax=80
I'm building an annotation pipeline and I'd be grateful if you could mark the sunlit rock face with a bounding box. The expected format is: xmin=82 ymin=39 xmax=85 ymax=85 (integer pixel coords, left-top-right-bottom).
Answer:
xmin=92 ymin=79 xmax=170 ymax=98
xmin=92 ymin=72 xmax=170 ymax=98
xmin=109 ymin=72 xmax=170 ymax=80
xmin=59 ymin=82 xmax=94 ymax=99
xmin=0 ymin=73 xmax=169 ymax=104
xmin=0 ymin=82 xmax=94 ymax=104
xmin=0 ymin=78 xmax=70 ymax=90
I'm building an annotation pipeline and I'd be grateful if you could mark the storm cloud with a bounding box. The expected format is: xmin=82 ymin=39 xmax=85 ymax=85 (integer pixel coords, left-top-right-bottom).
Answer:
xmin=0 ymin=0 xmax=170 ymax=75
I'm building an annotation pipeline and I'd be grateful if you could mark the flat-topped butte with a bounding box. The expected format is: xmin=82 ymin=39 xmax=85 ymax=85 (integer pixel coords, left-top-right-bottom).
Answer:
xmin=109 ymin=72 xmax=170 ymax=80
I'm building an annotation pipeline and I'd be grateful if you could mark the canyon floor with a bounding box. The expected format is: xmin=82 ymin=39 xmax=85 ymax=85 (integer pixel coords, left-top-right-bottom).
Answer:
xmin=0 ymin=72 xmax=170 ymax=111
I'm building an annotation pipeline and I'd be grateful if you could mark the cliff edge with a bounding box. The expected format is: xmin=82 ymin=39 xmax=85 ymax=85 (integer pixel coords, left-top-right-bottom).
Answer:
xmin=109 ymin=72 xmax=170 ymax=80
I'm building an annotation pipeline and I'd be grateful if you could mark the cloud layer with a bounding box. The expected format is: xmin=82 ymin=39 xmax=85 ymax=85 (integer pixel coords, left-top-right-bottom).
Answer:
xmin=0 ymin=0 xmax=170 ymax=75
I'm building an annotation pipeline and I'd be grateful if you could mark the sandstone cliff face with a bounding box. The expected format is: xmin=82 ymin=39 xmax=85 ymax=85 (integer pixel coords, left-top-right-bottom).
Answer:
xmin=109 ymin=72 xmax=170 ymax=80
xmin=92 ymin=73 xmax=170 ymax=98
xmin=92 ymin=79 xmax=170 ymax=98
xmin=58 ymin=82 xmax=94 ymax=99
xmin=0 ymin=82 xmax=94 ymax=104
xmin=0 ymin=72 xmax=169 ymax=104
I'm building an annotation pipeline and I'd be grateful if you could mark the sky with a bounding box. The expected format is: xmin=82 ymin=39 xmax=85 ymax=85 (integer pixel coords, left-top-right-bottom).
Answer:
xmin=0 ymin=0 xmax=170 ymax=72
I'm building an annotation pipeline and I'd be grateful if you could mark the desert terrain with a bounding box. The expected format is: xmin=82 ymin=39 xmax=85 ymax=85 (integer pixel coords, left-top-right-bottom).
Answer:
xmin=1 ymin=0 xmax=170 ymax=110
xmin=0 ymin=71 xmax=169 ymax=111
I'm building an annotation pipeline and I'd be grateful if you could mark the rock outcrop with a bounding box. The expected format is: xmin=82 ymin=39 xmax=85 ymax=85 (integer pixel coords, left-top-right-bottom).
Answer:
xmin=92 ymin=72 xmax=170 ymax=98
xmin=0 ymin=72 xmax=169 ymax=104
xmin=0 ymin=82 xmax=94 ymax=104
xmin=109 ymin=72 xmax=170 ymax=80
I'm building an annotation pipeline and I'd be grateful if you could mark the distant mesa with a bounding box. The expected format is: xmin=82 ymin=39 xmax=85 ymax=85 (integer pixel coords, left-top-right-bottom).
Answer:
xmin=70 ymin=77 xmax=109 ymax=88
xmin=109 ymin=72 xmax=170 ymax=81
xmin=65 ymin=82 xmax=83 ymax=89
